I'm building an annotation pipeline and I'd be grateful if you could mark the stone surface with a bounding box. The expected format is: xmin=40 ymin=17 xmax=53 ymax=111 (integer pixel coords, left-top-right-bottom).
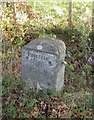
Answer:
xmin=22 ymin=37 xmax=66 ymax=92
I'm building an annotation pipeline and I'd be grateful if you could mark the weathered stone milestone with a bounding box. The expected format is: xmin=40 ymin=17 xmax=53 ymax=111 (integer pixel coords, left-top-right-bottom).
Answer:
xmin=22 ymin=37 xmax=66 ymax=92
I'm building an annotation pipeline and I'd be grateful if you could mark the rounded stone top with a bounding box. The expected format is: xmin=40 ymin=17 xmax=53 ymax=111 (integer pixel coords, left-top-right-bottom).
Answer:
xmin=24 ymin=37 xmax=66 ymax=57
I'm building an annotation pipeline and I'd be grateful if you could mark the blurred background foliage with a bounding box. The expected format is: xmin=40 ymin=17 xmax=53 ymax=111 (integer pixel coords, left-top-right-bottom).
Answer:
xmin=1 ymin=0 xmax=94 ymax=118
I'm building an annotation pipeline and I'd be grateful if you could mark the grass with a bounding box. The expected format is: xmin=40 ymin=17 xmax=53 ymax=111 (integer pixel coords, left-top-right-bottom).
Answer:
xmin=1 ymin=1 xmax=93 ymax=118
xmin=2 ymin=73 xmax=93 ymax=118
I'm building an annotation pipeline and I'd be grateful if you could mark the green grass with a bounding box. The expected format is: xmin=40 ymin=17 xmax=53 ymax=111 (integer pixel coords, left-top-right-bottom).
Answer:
xmin=1 ymin=1 xmax=93 ymax=118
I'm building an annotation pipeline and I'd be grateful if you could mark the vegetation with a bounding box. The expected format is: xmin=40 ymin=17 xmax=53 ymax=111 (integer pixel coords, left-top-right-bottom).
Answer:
xmin=1 ymin=1 xmax=94 ymax=119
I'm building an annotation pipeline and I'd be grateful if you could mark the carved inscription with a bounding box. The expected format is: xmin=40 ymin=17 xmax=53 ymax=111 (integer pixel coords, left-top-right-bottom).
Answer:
xmin=23 ymin=50 xmax=57 ymax=86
